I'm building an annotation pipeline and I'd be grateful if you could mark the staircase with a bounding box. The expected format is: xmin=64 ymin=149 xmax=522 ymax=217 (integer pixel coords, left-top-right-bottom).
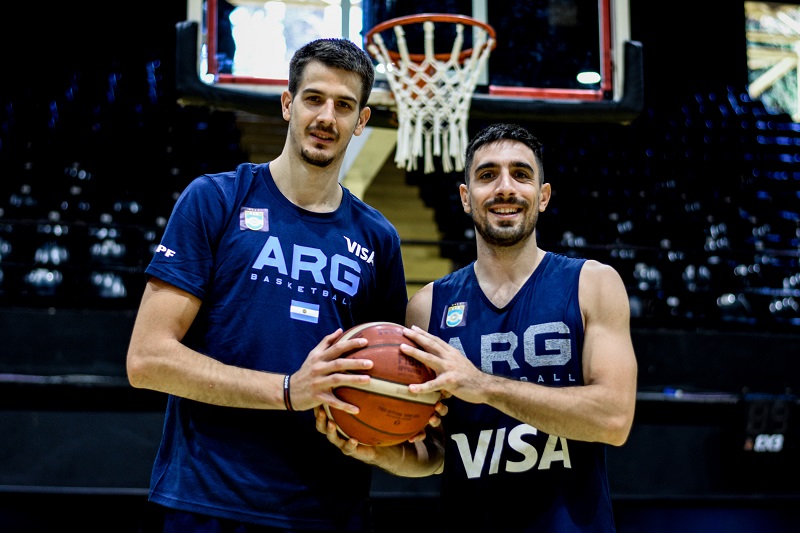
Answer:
xmin=362 ymin=158 xmax=453 ymax=298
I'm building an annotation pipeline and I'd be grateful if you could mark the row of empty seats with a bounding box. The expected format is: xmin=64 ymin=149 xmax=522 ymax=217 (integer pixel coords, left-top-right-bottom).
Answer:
xmin=412 ymin=86 xmax=799 ymax=332
xmin=0 ymin=62 xmax=797 ymax=331
xmin=0 ymin=59 xmax=246 ymax=309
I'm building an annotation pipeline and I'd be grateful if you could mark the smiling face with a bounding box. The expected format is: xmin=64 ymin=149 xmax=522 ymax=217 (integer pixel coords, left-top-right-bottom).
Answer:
xmin=461 ymin=139 xmax=551 ymax=248
xmin=282 ymin=60 xmax=370 ymax=168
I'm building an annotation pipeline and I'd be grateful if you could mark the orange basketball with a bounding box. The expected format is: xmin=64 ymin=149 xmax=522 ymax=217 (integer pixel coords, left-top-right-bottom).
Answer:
xmin=324 ymin=322 xmax=440 ymax=446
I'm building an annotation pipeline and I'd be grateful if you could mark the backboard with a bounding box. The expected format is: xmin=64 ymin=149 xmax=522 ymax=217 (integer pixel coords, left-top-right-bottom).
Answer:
xmin=178 ymin=0 xmax=643 ymax=126
xmin=746 ymin=1 xmax=800 ymax=121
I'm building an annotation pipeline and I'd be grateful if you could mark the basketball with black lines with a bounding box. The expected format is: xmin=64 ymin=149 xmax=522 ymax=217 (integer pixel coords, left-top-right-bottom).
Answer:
xmin=324 ymin=322 xmax=440 ymax=446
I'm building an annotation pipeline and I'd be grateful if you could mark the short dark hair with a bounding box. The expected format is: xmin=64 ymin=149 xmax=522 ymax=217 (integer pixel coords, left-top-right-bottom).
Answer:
xmin=464 ymin=123 xmax=544 ymax=184
xmin=288 ymin=38 xmax=375 ymax=109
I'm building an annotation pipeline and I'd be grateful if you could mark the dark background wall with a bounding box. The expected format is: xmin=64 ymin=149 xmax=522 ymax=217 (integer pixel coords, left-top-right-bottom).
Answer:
xmin=0 ymin=1 xmax=798 ymax=532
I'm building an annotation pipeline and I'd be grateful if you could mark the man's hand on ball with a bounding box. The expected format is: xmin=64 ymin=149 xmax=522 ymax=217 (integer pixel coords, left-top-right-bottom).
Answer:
xmin=314 ymin=406 xmax=378 ymax=462
xmin=290 ymin=329 xmax=371 ymax=413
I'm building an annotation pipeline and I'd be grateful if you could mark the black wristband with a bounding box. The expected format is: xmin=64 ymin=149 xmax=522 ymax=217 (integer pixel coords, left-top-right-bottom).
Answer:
xmin=283 ymin=374 xmax=295 ymax=412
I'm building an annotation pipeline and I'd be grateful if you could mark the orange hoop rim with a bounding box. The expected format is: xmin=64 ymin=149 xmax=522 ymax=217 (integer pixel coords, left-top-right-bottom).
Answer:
xmin=365 ymin=13 xmax=497 ymax=64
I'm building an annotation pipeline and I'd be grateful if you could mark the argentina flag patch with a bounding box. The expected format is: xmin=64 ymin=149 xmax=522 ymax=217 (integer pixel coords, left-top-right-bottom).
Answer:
xmin=290 ymin=300 xmax=320 ymax=323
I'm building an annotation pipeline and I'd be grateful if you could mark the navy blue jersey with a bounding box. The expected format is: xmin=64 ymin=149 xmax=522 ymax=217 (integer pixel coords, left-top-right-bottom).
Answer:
xmin=428 ymin=252 xmax=616 ymax=532
xmin=144 ymin=163 xmax=408 ymax=530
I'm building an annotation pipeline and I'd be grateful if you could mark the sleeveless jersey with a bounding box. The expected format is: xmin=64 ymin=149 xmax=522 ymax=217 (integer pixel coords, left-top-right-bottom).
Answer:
xmin=428 ymin=252 xmax=616 ymax=532
xmin=144 ymin=162 xmax=408 ymax=530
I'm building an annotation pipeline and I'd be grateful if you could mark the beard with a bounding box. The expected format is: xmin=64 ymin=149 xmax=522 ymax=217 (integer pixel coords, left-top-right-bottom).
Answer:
xmin=300 ymin=147 xmax=335 ymax=168
xmin=471 ymin=198 xmax=538 ymax=247
xmin=292 ymin=119 xmax=341 ymax=168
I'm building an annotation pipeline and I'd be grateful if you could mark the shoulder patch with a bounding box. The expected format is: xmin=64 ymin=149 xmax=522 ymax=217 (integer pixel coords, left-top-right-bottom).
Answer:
xmin=240 ymin=207 xmax=269 ymax=232
xmin=442 ymin=302 xmax=467 ymax=328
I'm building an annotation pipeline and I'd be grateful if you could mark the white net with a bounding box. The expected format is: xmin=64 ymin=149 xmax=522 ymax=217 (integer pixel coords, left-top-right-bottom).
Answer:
xmin=368 ymin=20 xmax=495 ymax=174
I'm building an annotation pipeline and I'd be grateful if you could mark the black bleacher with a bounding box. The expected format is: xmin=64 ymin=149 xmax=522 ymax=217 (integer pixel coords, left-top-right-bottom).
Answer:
xmin=7 ymin=86 xmax=795 ymax=330
xmin=0 ymin=58 xmax=247 ymax=311
xmin=412 ymin=86 xmax=799 ymax=334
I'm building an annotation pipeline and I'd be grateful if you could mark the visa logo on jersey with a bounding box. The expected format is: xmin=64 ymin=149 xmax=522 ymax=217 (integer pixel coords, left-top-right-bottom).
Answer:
xmin=343 ymin=236 xmax=374 ymax=264
xmin=452 ymin=423 xmax=571 ymax=478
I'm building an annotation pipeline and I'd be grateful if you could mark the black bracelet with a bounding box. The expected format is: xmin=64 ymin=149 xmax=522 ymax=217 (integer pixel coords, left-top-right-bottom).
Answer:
xmin=283 ymin=374 xmax=295 ymax=412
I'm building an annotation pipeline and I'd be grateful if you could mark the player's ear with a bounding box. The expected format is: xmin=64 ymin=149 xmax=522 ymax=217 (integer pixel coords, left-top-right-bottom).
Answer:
xmin=539 ymin=182 xmax=552 ymax=212
xmin=459 ymin=183 xmax=471 ymax=214
xmin=354 ymin=106 xmax=371 ymax=136
xmin=281 ymin=91 xmax=293 ymax=121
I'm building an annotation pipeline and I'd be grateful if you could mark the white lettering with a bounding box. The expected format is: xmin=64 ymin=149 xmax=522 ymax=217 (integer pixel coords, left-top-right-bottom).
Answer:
xmin=451 ymin=424 xmax=572 ymax=478
xmin=480 ymin=332 xmax=519 ymax=373
xmin=452 ymin=430 xmax=493 ymax=479
xmin=251 ymin=236 xmax=288 ymax=274
xmin=488 ymin=427 xmax=506 ymax=475
xmin=539 ymin=435 xmax=571 ymax=469
xmin=754 ymin=433 xmax=784 ymax=452
xmin=155 ymin=244 xmax=176 ymax=257
xmin=330 ymin=255 xmax=359 ymax=296
xmin=524 ymin=322 xmax=571 ymax=367
xmin=345 ymin=236 xmax=359 ymax=254
xmin=448 ymin=337 xmax=467 ymax=356
xmin=251 ymin=236 xmax=361 ymax=295
xmin=506 ymin=424 xmax=539 ymax=473
xmin=344 ymin=236 xmax=375 ymax=264
xmin=449 ymin=323 xmax=572 ymax=376
xmin=291 ymin=245 xmax=326 ymax=283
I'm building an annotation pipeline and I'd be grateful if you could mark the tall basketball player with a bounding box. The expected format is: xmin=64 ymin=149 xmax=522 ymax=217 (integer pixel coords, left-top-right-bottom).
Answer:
xmin=127 ymin=38 xmax=437 ymax=532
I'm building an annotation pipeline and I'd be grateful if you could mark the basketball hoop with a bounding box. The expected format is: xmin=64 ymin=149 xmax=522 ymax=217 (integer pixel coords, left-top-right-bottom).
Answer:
xmin=366 ymin=14 xmax=496 ymax=174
